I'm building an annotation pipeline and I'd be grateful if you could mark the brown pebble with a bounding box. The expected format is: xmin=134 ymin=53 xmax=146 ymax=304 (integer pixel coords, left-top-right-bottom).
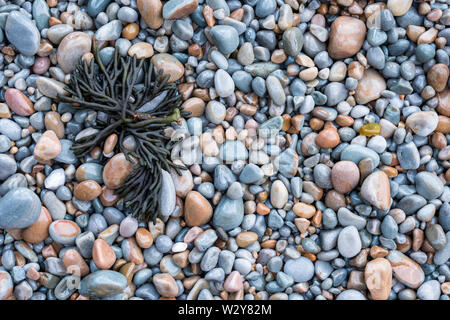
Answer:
xmin=44 ymin=111 xmax=64 ymax=139
xmin=22 ymin=207 xmax=52 ymax=244
xmin=182 ymin=97 xmax=205 ymax=117
xmin=164 ymin=0 xmax=198 ymax=20
xmin=203 ymin=5 xmax=215 ymax=27
xmin=153 ymin=273 xmax=178 ymax=298
xmin=151 ymin=53 xmax=184 ymax=82
xmin=135 ymin=228 xmax=153 ymax=248
xmin=387 ymin=250 xmax=424 ymax=289
xmin=128 ymin=42 xmax=154 ymax=59
xmin=355 ymin=68 xmax=387 ymax=104
xmin=365 ymin=258 xmax=392 ymax=300
xmin=347 ymin=270 xmax=366 ymax=291
xmin=103 ymin=153 xmax=136 ymax=190
xmin=293 ymin=203 xmax=316 ymax=219
xmin=92 ymin=239 xmax=116 ymax=270
xmin=122 ymin=23 xmax=140 ymax=40
xmin=137 ymin=0 xmax=163 ymax=29
xmin=123 ymin=238 xmax=144 ymax=265
xmin=315 ymin=127 xmax=340 ymax=149
xmin=436 ymin=115 xmax=450 ymax=134
xmin=184 ymin=191 xmax=213 ymax=227
xmin=119 ymin=262 xmax=135 ymax=284
xmin=369 ymin=245 xmax=389 ymax=259
xmin=74 ymin=180 xmax=102 ymax=201
xmin=99 ymin=187 xmax=120 ymax=206
xmin=437 ymin=89 xmax=450 ymax=116
xmin=427 ymin=63 xmax=449 ymax=93
xmin=324 ymin=190 xmax=346 ymax=212
xmin=235 ymin=232 xmax=258 ymax=247
xmin=33 ymin=130 xmax=62 ymax=162
xmin=412 ymin=228 xmax=424 ymax=252
xmin=328 ymin=16 xmax=366 ymax=59
xmin=331 ymin=161 xmax=360 ymax=194
xmin=62 ymin=249 xmax=89 ymax=276
xmin=103 ymin=134 xmax=118 ymax=155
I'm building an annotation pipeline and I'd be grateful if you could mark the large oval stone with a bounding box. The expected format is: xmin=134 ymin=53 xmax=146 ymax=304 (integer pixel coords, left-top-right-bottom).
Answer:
xmin=36 ymin=77 xmax=68 ymax=99
xmin=137 ymin=0 xmax=163 ymax=29
xmin=406 ymin=111 xmax=439 ymax=136
xmin=4 ymin=88 xmax=34 ymax=116
xmin=283 ymin=257 xmax=314 ymax=282
xmin=79 ymin=270 xmax=127 ymax=298
xmin=331 ymin=161 xmax=360 ymax=194
xmin=94 ymin=20 xmax=122 ymax=41
xmin=337 ymin=225 xmax=362 ymax=258
xmin=5 ymin=11 xmax=40 ymax=56
xmin=0 ymin=188 xmax=41 ymax=229
xmin=57 ymin=32 xmax=92 ymax=74
xmin=328 ymin=16 xmax=366 ymax=59
xmin=387 ymin=250 xmax=424 ymax=288
xmin=415 ymin=171 xmax=444 ymax=200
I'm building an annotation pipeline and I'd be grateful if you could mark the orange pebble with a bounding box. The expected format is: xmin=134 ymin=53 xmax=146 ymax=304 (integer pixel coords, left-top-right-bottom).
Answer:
xmin=293 ymin=203 xmax=316 ymax=219
xmin=256 ymin=203 xmax=270 ymax=215
xmin=230 ymin=8 xmax=244 ymax=21
xmin=380 ymin=165 xmax=398 ymax=178
xmin=315 ymin=128 xmax=340 ymax=149
xmin=49 ymin=17 xmax=62 ymax=26
xmin=122 ymin=23 xmax=139 ymax=40
xmin=310 ymin=118 xmax=324 ymax=131
xmin=203 ymin=5 xmax=215 ymax=27
xmin=188 ymin=44 xmax=202 ymax=57
xmin=47 ymin=0 xmax=58 ymax=7
xmin=304 ymin=252 xmax=317 ymax=262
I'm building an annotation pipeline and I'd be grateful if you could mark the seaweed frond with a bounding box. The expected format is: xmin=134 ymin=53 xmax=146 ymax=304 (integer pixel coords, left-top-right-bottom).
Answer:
xmin=59 ymin=47 xmax=187 ymax=221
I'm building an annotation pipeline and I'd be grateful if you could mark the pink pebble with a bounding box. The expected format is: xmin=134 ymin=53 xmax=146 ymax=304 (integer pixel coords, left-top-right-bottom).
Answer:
xmin=224 ymin=271 xmax=243 ymax=292
xmin=4 ymin=88 xmax=35 ymax=116
xmin=245 ymin=119 xmax=258 ymax=136
xmin=33 ymin=57 xmax=51 ymax=75
xmin=310 ymin=14 xmax=326 ymax=27
xmin=427 ymin=9 xmax=442 ymax=22
xmin=183 ymin=226 xmax=204 ymax=243
xmin=245 ymin=119 xmax=258 ymax=130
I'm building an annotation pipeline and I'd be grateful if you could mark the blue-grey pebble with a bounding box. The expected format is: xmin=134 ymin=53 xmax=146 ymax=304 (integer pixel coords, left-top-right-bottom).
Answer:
xmin=415 ymin=172 xmax=444 ymax=200
xmin=283 ymin=257 xmax=314 ymax=282
xmin=209 ymin=25 xmax=239 ymax=55
xmin=79 ymin=270 xmax=126 ymax=298
xmin=0 ymin=188 xmax=41 ymax=229
xmin=5 ymin=11 xmax=40 ymax=56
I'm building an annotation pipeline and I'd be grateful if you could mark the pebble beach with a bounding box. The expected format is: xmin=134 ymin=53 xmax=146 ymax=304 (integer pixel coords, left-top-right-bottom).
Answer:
xmin=0 ymin=0 xmax=449 ymax=301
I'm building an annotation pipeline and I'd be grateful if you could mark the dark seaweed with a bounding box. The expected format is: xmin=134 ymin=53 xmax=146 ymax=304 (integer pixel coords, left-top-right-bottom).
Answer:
xmin=58 ymin=47 xmax=187 ymax=221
